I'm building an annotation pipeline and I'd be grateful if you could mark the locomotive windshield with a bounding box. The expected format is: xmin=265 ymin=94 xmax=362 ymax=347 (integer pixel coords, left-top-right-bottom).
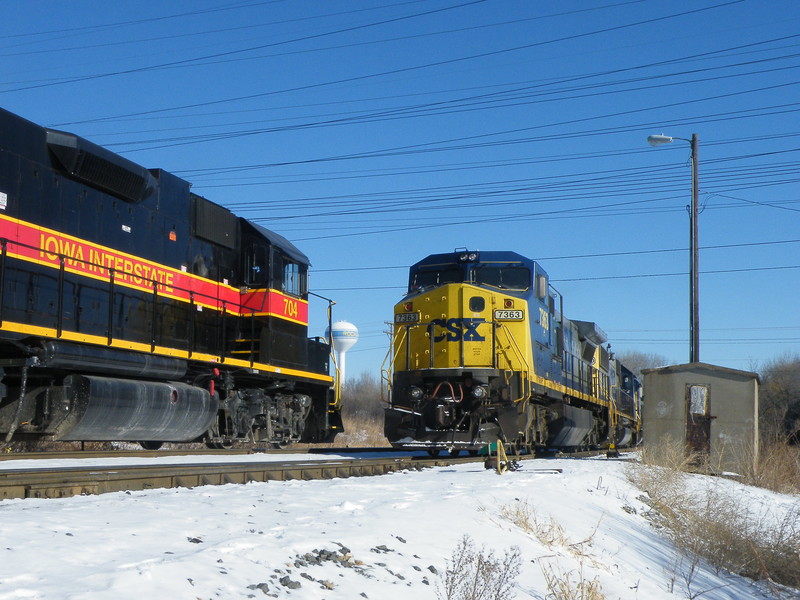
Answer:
xmin=409 ymin=263 xmax=530 ymax=292
xmin=410 ymin=266 xmax=464 ymax=291
xmin=473 ymin=265 xmax=530 ymax=291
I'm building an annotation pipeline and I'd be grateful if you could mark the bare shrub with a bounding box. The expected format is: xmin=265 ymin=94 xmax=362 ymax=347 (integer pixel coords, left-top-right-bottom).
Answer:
xmin=627 ymin=439 xmax=800 ymax=589
xmin=758 ymin=353 xmax=800 ymax=443
xmin=335 ymin=371 xmax=389 ymax=447
xmin=438 ymin=535 xmax=521 ymax=600
xmin=637 ymin=435 xmax=698 ymax=472
xmin=625 ymin=437 xmax=697 ymax=520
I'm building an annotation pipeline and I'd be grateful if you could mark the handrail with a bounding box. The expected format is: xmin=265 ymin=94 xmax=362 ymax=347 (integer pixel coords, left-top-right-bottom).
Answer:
xmin=0 ymin=239 xmax=7 ymax=326
xmin=379 ymin=325 xmax=410 ymax=406
xmin=0 ymin=237 xmax=295 ymax=369
xmin=494 ymin=323 xmax=531 ymax=403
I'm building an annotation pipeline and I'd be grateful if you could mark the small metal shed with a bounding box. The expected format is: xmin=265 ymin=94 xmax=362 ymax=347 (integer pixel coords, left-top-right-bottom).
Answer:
xmin=642 ymin=362 xmax=760 ymax=472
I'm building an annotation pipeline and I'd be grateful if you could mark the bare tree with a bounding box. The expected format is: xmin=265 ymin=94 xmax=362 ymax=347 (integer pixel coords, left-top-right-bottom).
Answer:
xmin=759 ymin=353 xmax=800 ymax=443
xmin=614 ymin=350 xmax=670 ymax=380
xmin=341 ymin=371 xmax=384 ymax=423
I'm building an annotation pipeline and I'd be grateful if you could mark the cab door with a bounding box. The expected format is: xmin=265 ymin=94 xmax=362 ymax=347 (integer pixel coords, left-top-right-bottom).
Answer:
xmin=236 ymin=240 xmax=270 ymax=363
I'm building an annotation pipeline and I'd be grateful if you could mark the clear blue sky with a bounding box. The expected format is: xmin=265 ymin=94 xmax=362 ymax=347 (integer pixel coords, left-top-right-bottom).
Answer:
xmin=3 ymin=0 xmax=798 ymax=380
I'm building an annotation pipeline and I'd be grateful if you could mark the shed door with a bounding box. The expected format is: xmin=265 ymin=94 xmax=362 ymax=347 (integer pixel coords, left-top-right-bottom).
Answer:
xmin=686 ymin=384 xmax=711 ymax=456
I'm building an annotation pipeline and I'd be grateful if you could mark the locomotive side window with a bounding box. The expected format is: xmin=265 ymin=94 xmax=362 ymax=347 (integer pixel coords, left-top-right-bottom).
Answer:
xmin=283 ymin=262 xmax=300 ymax=296
xmin=245 ymin=244 xmax=269 ymax=286
xmin=272 ymin=252 xmax=307 ymax=297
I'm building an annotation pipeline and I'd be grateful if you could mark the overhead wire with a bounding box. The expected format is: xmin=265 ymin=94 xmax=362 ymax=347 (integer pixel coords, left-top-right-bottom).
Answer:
xmin=35 ymin=1 xmax=746 ymax=124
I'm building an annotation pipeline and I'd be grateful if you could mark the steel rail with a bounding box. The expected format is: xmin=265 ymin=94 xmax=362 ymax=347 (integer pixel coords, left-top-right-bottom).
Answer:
xmin=0 ymin=455 xmax=445 ymax=500
xmin=0 ymin=446 xmax=401 ymax=462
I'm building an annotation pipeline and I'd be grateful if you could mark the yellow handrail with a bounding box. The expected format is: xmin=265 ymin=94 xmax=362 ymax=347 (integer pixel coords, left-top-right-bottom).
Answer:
xmin=494 ymin=323 xmax=531 ymax=403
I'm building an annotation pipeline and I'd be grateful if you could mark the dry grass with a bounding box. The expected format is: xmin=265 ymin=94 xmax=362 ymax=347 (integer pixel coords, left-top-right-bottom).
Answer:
xmin=331 ymin=372 xmax=390 ymax=447
xmin=499 ymin=501 xmax=569 ymax=548
xmin=627 ymin=438 xmax=800 ymax=590
xmin=541 ymin=562 xmax=605 ymax=600
xmin=497 ymin=500 xmax=606 ymax=600
xmin=737 ymin=442 xmax=800 ymax=495
xmin=333 ymin=412 xmax=390 ymax=447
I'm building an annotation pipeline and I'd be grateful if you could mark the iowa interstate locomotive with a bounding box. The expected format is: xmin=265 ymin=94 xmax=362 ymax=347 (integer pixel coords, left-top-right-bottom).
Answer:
xmin=0 ymin=108 xmax=341 ymax=448
xmin=384 ymin=250 xmax=641 ymax=454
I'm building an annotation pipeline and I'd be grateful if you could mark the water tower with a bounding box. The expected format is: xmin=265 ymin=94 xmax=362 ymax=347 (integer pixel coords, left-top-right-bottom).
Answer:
xmin=327 ymin=321 xmax=359 ymax=382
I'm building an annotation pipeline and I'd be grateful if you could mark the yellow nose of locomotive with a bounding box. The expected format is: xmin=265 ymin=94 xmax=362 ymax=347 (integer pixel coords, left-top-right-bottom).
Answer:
xmin=393 ymin=283 xmax=530 ymax=372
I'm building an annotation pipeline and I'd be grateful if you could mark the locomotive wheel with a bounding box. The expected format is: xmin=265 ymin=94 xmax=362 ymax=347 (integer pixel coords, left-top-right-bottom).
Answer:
xmin=427 ymin=448 xmax=441 ymax=457
xmin=139 ymin=441 xmax=164 ymax=450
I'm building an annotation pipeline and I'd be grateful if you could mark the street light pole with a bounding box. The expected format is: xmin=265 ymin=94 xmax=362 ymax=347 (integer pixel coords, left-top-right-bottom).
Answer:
xmin=647 ymin=133 xmax=700 ymax=363
xmin=689 ymin=133 xmax=699 ymax=364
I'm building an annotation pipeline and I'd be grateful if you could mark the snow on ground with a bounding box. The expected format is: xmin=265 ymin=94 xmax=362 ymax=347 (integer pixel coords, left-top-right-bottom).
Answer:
xmin=0 ymin=453 xmax=796 ymax=600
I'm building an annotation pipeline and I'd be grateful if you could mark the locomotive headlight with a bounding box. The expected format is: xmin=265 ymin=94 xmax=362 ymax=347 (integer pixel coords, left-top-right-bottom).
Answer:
xmin=408 ymin=386 xmax=424 ymax=401
xmin=471 ymin=385 xmax=488 ymax=399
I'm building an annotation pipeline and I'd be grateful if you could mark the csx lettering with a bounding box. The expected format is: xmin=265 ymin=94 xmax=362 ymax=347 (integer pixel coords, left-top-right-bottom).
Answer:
xmin=283 ymin=297 xmax=299 ymax=318
xmin=432 ymin=318 xmax=486 ymax=342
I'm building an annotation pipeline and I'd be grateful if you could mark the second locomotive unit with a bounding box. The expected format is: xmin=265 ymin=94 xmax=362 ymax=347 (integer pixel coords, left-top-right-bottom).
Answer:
xmin=0 ymin=107 xmax=341 ymax=448
xmin=384 ymin=250 xmax=641 ymax=454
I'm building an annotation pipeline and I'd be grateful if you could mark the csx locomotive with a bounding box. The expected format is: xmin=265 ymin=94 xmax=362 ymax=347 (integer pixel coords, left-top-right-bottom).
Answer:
xmin=384 ymin=250 xmax=641 ymax=454
xmin=0 ymin=107 xmax=341 ymax=448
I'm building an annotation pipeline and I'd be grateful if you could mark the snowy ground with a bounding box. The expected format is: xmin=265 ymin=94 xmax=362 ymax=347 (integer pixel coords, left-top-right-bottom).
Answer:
xmin=0 ymin=452 xmax=796 ymax=600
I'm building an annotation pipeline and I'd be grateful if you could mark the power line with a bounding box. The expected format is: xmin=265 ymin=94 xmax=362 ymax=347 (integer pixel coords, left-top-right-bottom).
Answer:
xmin=35 ymin=1 xmax=744 ymax=123
xmin=312 ymin=262 xmax=800 ymax=291
xmin=310 ymin=238 xmax=800 ymax=272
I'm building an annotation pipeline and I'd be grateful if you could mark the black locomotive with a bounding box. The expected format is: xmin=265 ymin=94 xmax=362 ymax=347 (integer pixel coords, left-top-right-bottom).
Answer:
xmin=0 ymin=108 xmax=341 ymax=448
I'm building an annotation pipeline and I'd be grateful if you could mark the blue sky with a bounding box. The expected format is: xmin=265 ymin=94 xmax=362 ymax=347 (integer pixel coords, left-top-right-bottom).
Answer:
xmin=3 ymin=0 xmax=799 ymax=380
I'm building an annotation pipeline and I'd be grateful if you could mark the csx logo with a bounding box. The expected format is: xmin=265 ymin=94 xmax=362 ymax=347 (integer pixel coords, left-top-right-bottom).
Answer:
xmin=431 ymin=318 xmax=486 ymax=342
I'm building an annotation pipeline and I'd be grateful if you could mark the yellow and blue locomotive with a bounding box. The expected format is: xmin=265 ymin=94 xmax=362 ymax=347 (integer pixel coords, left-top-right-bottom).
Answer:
xmin=0 ymin=107 xmax=341 ymax=448
xmin=384 ymin=250 xmax=641 ymax=454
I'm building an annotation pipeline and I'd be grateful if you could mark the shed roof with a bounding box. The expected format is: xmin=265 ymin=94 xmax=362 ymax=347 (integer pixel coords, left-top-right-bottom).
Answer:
xmin=641 ymin=361 xmax=760 ymax=383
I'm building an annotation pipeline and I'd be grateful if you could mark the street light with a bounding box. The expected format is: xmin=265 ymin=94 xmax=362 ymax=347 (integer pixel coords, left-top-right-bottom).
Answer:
xmin=647 ymin=132 xmax=700 ymax=364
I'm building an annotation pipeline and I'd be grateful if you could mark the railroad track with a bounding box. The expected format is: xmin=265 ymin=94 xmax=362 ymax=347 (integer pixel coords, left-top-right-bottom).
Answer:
xmin=0 ymin=446 xmax=401 ymax=462
xmin=0 ymin=450 xmax=500 ymax=501
xmin=0 ymin=445 xmax=614 ymax=501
